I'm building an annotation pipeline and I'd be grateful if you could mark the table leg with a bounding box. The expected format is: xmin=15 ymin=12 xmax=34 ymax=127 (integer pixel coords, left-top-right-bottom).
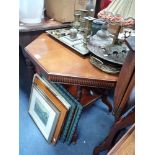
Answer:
xmin=20 ymin=45 xmax=35 ymax=82
xmin=76 ymin=86 xmax=83 ymax=101
xmin=25 ymin=58 xmax=35 ymax=80
xmin=101 ymin=95 xmax=113 ymax=112
xmin=92 ymin=89 xmax=113 ymax=112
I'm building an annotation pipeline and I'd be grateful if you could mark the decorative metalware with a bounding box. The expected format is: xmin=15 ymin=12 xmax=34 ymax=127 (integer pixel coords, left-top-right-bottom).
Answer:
xmin=91 ymin=19 xmax=105 ymax=35
xmin=46 ymin=28 xmax=89 ymax=55
xmin=86 ymin=0 xmax=95 ymax=17
xmin=79 ymin=9 xmax=88 ymax=32
xmin=87 ymin=14 xmax=134 ymax=68
xmin=90 ymin=56 xmax=121 ymax=74
xmin=69 ymin=27 xmax=78 ymax=39
xmin=84 ymin=16 xmax=95 ymax=35
xmin=88 ymin=43 xmax=129 ymax=65
xmin=73 ymin=13 xmax=81 ymax=30
xmin=88 ymin=21 xmax=113 ymax=48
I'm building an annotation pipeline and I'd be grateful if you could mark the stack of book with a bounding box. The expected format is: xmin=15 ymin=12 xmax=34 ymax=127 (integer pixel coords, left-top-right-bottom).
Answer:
xmin=28 ymin=74 xmax=83 ymax=144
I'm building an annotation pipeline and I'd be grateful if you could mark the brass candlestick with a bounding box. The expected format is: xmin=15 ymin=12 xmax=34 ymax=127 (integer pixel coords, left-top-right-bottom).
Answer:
xmin=83 ymin=16 xmax=95 ymax=44
xmin=79 ymin=9 xmax=88 ymax=32
xmin=73 ymin=13 xmax=81 ymax=30
xmin=84 ymin=16 xmax=95 ymax=36
xmin=83 ymin=28 xmax=89 ymax=44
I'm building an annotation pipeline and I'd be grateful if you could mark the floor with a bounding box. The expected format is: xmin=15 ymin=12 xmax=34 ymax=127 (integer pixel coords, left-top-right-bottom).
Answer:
xmin=19 ymin=51 xmax=115 ymax=155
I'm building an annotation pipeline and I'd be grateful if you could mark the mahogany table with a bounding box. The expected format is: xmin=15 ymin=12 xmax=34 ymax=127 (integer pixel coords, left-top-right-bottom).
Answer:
xmin=24 ymin=32 xmax=119 ymax=144
xmin=24 ymin=33 xmax=118 ymax=89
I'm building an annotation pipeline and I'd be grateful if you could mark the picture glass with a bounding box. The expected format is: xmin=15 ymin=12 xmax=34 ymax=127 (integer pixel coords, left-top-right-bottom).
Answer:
xmin=34 ymin=98 xmax=49 ymax=126
xmin=29 ymin=85 xmax=60 ymax=142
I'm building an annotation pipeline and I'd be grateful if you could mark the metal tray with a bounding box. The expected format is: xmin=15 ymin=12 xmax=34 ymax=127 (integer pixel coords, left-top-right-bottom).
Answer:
xmin=46 ymin=29 xmax=90 ymax=56
xmin=87 ymin=43 xmax=129 ymax=65
xmin=90 ymin=56 xmax=121 ymax=74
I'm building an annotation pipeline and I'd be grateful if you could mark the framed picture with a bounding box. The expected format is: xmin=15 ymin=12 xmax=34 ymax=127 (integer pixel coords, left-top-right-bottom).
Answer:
xmin=32 ymin=74 xmax=69 ymax=144
xmin=29 ymin=85 xmax=60 ymax=143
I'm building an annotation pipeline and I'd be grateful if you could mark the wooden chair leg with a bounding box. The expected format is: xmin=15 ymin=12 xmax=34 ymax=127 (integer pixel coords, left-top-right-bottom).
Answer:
xmin=93 ymin=110 xmax=135 ymax=155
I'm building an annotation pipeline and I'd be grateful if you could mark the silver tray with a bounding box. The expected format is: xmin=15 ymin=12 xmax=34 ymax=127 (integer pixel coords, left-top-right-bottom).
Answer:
xmin=46 ymin=29 xmax=90 ymax=56
xmin=87 ymin=43 xmax=129 ymax=65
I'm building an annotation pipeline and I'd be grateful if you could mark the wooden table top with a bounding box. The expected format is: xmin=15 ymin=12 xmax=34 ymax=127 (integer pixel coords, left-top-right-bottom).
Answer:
xmin=25 ymin=33 xmax=118 ymax=88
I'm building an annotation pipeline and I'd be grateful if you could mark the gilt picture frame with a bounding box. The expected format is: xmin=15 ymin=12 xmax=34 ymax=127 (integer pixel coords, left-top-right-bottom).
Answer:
xmin=29 ymin=85 xmax=60 ymax=143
